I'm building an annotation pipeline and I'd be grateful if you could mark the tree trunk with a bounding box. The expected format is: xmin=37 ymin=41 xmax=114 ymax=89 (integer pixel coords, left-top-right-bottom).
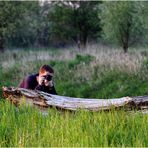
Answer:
xmin=78 ymin=32 xmax=87 ymax=50
xmin=0 ymin=36 xmax=4 ymax=52
xmin=123 ymin=43 xmax=128 ymax=53
xmin=2 ymin=86 xmax=148 ymax=112
xmin=122 ymin=21 xmax=131 ymax=53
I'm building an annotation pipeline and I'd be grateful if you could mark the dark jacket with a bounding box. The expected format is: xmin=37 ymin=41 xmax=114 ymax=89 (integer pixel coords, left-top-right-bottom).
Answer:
xmin=19 ymin=73 xmax=57 ymax=95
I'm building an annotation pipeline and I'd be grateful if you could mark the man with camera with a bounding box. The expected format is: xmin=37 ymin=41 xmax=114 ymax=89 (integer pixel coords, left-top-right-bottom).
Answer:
xmin=19 ymin=65 xmax=57 ymax=95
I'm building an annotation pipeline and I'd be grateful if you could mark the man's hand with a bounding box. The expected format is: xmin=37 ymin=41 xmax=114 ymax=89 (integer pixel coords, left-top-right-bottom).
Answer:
xmin=37 ymin=76 xmax=45 ymax=85
xmin=44 ymin=80 xmax=53 ymax=87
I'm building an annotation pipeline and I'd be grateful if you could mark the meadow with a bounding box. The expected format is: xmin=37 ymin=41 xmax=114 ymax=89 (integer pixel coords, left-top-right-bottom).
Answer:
xmin=0 ymin=45 xmax=148 ymax=146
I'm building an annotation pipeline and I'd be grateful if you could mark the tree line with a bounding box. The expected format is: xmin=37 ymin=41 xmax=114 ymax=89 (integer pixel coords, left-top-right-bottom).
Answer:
xmin=0 ymin=1 xmax=147 ymax=52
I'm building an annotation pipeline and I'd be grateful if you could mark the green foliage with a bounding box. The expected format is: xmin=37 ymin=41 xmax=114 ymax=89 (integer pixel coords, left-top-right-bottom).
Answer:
xmin=92 ymin=70 xmax=148 ymax=98
xmin=49 ymin=1 xmax=101 ymax=46
xmin=0 ymin=1 xmax=147 ymax=49
xmin=0 ymin=1 xmax=19 ymax=49
xmin=68 ymin=54 xmax=95 ymax=69
xmin=0 ymin=1 xmax=51 ymax=48
xmin=56 ymin=67 xmax=148 ymax=99
xmin=6 ymin=1 xmax=41 ymax=47
xmin=142 ymin=58 xmax=148 ymax=69
xmin=100 ymin=1 xmax=147 ymax=52
xmin=0 ymin=1 xmax=101 ymax=49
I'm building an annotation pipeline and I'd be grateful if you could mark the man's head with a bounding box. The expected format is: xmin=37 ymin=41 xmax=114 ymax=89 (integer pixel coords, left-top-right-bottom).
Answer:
xmin=37 ymin=65 xmax=54 ymax=86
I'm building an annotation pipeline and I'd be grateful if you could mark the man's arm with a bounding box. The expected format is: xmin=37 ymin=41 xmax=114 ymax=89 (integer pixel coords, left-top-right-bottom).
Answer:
xmin=35 ymin=85 xmax=45 ymax=91
xmin=18 ymin=76 xmax=30 ymax=89
xmin=50 ymin=85 xmax=57 ymax=95
xmin=35 ymin=85 xmax=57 ymax=95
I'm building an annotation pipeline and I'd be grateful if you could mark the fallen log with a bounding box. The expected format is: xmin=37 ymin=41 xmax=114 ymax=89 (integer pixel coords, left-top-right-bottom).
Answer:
xmin=2 ymin=86 xmax=148 ymax=112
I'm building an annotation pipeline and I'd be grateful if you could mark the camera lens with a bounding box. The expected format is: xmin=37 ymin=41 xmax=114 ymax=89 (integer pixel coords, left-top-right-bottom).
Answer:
xmin=46 ymin=75 xmax=52 ymax=81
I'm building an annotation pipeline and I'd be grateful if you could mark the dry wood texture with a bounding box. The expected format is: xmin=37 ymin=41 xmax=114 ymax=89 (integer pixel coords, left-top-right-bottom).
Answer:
xmin=2 ymin=86 xmax=148 ymax=111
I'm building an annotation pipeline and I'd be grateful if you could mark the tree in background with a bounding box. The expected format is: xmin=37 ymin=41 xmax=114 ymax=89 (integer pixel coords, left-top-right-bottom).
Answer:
xmin=0 ymin=1 xmax=40 ymax=50
xmin=142 ymin=2 xmax=148 ymax=45
xmin=0 ymin=1 xmax=147 ymax=50
xmin=6 ymin=1 xmax=41 ymax=47
xmin=100 ymin=1 xmax=147 ymax=53
xmin=0 ymin=1 xmax=21 ymax=51
xmin=48 ymin=1 xmax=101 ymax=49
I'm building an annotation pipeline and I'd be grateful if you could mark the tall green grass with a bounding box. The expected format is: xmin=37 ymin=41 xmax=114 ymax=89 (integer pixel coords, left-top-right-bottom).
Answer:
xmin=0 ymin=47 xmax=148 ymax=146
xmin=0 ymin=101 xmax=147 ymax=147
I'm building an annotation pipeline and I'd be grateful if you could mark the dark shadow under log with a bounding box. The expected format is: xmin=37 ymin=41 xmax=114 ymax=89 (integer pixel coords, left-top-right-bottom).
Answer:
xmin=2 ymin=86 xmax=148 ymax=112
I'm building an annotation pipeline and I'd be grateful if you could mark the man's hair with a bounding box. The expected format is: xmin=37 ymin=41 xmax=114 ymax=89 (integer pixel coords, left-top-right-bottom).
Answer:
xmin=39 ymin=65 xmax=54 ymax=75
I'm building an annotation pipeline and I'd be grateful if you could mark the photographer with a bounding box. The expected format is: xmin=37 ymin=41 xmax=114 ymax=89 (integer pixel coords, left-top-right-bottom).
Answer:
xmin=19 ymin=65 xmax=57 ymax=95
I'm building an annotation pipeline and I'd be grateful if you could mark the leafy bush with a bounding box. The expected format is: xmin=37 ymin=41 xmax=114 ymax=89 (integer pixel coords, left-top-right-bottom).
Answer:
xmin=68 ymin=54 xmax=95 ymax=69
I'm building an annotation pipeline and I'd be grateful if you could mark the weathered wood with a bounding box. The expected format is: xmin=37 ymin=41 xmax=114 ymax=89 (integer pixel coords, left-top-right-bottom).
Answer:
xmin=2 ymin=86 xmax=148 ymax=112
